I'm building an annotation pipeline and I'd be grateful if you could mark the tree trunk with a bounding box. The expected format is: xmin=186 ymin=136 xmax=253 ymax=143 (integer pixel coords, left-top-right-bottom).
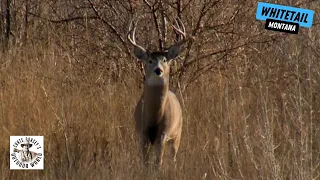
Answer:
xmin=5 ymin=0 xmax=11 ymax=49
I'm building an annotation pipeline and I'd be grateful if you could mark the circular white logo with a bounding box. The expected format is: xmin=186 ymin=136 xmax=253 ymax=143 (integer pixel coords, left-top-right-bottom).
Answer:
xmin=10 ymin=136 xmax=44 ymax=170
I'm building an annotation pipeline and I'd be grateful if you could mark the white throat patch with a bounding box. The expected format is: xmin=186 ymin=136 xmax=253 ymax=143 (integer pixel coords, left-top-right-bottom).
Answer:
xmin=147 ymin=75 xmax=167 ymax=86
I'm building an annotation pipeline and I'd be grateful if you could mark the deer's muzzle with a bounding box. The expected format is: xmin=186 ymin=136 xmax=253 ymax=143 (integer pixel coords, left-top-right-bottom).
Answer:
xmin=154 ymin=68 xmax=163 ymax=76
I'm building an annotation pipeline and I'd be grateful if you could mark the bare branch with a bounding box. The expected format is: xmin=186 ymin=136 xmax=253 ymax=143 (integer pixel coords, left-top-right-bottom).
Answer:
xmin=160 ymin=1 xmax=167 ymax=48
xmin=87 ymin=0 xmax=131 ymax=58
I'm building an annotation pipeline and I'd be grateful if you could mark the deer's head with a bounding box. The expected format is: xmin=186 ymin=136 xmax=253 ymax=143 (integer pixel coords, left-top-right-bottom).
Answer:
xmin=128 ymin=18 xmax=186 ymax=86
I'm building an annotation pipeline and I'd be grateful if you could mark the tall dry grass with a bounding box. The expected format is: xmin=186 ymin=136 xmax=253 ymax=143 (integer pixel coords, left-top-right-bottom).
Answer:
xmin=0 ymin=0 xmax=319 ymax=179
xmin=0 ymin=33 xmax=319 ymax=180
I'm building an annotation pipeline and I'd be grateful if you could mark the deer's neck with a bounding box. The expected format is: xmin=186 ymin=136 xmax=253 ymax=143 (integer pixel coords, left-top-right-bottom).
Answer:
xmin=143 ymin=82 xmax=169 ymax=123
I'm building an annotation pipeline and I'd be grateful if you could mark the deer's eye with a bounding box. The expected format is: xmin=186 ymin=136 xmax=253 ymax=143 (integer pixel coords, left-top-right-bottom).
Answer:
xmin=148 ymin=60 xmax=153 ymax=64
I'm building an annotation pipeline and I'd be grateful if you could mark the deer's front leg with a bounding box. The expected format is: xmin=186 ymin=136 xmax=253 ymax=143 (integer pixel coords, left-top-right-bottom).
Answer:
xmin=155 ymin=134 xmax=166 ymax=167
xmin=140 ymin=136 xmax=150 ymax=167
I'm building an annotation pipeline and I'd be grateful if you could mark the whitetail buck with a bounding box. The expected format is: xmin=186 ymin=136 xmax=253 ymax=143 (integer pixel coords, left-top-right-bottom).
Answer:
xmin=128 ymin=18 xmax=186 ymax=167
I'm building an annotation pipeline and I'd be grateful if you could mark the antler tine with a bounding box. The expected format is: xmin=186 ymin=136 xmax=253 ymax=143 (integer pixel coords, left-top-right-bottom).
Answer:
xmin=127 ymin=19 xmax=147 ymax=52
xmin=177 ymin=18 xmax=186 ymax=35
xmin=128 ymin=20 xmax=137 ymax=45
xmin=172 ymin=18 xmax=186 ymax=47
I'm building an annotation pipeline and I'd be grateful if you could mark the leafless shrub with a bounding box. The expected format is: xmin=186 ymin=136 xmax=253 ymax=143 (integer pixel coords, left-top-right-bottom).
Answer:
xmin=0 ymin=0 xmax=319 ymax=179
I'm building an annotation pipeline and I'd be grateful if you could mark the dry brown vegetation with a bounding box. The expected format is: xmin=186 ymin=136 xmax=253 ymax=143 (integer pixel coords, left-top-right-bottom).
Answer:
xmin=0 ymin=0 xmax=319 ymax=179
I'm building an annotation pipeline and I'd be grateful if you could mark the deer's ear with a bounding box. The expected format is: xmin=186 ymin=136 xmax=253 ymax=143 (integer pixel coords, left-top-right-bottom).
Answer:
xmin=134 ymin=47 xmax=149 ymax=61
xmin=166 ymin=45 xmax=181 ymax=60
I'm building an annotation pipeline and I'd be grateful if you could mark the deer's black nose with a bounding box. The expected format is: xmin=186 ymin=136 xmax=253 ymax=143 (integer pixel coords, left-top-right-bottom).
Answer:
xmin=154 ymin=68 xmax=163 ymax=75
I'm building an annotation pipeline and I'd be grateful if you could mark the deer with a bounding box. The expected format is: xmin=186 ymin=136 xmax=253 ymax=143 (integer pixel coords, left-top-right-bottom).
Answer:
xmin=128 ymin=18 xmax=186 ymax=167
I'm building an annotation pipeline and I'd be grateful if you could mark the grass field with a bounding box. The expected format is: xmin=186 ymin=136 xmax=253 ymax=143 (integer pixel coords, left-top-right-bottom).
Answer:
xmin=0 ymin=0 xmax=319 ymax=179
xmin=0 ymin=41 xmax=319 ymax=179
